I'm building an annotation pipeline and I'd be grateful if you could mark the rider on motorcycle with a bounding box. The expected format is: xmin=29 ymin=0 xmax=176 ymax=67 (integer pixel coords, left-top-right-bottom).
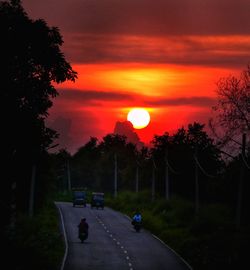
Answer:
xmin=132 ymin=211 xmax=142 ymax=223
xmin=78 ymin=217 xmax=89 ymax=242
xmin=132 ymin=210 xmax=142 ymax=231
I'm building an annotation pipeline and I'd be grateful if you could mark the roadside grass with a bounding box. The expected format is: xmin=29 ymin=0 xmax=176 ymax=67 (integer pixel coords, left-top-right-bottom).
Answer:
xmin=53 ymin=190 xmax=73 ymax=202
xmin=106 ymin=191 xmax=195 ymax=257
xmin=105 ymin=190 xmax=250 ymax=270
xmin=9 ymin=200 xmax=64 ymax=270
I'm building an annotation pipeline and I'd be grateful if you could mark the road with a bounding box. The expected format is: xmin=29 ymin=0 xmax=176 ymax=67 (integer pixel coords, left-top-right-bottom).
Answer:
xmin=55 ymin=202 xmax=192 ymax=270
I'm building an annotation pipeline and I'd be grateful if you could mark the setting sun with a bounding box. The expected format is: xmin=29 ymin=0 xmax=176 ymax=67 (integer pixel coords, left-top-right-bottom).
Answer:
xmin=127 ymin=108 xmax=151 ymax=129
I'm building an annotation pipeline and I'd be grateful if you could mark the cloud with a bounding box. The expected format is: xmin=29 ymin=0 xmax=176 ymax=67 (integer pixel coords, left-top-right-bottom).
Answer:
xmin=58 ymin=88 xmax=135 ymax=102
xmin=145 ymin=96 xmax=216 ymax=107
xmin=46 ymin=116 xmax=72 ymax=151
xmin=51 ymin=88 xmax=137 ymax=109
xmin=47 ymin=109 xmax=104 ymax=154
xmin=54 ymin=88 xmax=217 ymax=109
xmin=23 ymin=0 xmax=250 ymax=36
xmin=114 ymin=120 xmax=144 ymax=149
xmin=61 ymin=34 xmax=250 ymax=68
xmin=22 ymin=0 xmax=250 ymax=68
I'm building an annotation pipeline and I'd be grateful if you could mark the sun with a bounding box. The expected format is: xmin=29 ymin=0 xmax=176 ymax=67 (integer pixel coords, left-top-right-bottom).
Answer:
xmin=127 ymin=108 xmax=151 ymax=129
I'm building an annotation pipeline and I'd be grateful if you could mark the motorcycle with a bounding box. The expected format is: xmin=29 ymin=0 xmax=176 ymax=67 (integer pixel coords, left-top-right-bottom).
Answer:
xmin=132 ymin=220 xmax=142 ymax=232
xmin=79 ymin=231 xmax=88 ymax=243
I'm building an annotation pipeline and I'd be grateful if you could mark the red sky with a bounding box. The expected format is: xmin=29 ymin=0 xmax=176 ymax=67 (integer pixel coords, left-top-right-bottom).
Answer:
xmin=22 ymin=0 xmax=250 ymax=154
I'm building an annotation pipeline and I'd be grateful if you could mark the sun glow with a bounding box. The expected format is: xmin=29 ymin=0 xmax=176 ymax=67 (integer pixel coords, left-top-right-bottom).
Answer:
xmin=127 ymin=108 xmax=151 ymax=129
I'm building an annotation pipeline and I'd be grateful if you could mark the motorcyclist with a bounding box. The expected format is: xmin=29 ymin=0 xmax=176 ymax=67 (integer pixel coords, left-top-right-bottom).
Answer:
xmin=78 ymin=217 xmax=89 ymax=241
xmin=132 ymin=210 xmax=142 ymax=229
xmin=132 ymin=210 xmax=142 ymax=223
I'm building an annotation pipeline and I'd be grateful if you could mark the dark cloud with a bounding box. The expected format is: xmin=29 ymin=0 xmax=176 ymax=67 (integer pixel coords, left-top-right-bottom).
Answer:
xmin=23 ymin=0 xmax=250 ymax=36
xmin=58 ymin=88 xmax=135 ymax=102
xmin=114 ymin=121 xmax=144 ymax=149
xmin=63 ymin=34 xmax=250 ymax=67
xmin=55 ymin=89 xmax=216 ymax=109
xmin=47 ymin=109 xmax=104 ymax=154
xmin=145 ymin=96 xmax=216 ymax=107
xmin=22 ymin=0 xmax=250 ymax=67
xmin=46 ymin=116 xmax=72 ymax=151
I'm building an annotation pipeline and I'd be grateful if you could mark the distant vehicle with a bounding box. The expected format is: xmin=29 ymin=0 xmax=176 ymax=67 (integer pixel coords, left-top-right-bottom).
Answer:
xmin=91 ymin=192 xmax=104 ymax=209
xmin=132 ymin=220 xmax=142 ymax=232
xmin=73 ymin=190 xmax=87 ymax=207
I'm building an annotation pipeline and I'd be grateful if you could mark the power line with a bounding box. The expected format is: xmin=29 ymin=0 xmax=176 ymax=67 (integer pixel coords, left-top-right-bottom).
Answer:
xmin=152 ymin=157 xmax=157 ymax=170
xmin=194 ymin=155 xmax=216 ymax=178
xmin=241 ymin=153 xmax=250 ymax=170
xmin=166 ymin=160 xmax=181 ymax=175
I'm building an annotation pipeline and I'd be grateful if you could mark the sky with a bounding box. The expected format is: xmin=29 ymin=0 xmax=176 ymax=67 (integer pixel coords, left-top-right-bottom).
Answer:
xmin=21 ymin=0 xmax=250 ymax=154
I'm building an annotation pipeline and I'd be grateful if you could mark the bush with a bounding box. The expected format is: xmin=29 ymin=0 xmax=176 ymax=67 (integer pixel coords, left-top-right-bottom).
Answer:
xmin=8 ymin=202 xmax=64 ymax=270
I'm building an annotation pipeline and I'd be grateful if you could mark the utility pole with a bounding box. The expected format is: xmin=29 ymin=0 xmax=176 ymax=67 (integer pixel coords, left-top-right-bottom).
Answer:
xmin=135 ymin=165 xmax=139 ymax=193
xmin=114 ymin=153 xmax=117 ymax=198
xmin=67 ymin=159 xmax=71 ymax=191
xmin=29 ymin=164 xmax=36 ymax=217
xmin=10 ymin=181 xmax=17 ymax=229
xmin=236 ymin=133 xmax=246 ymax=229
xmin=165 ymin=147 xmax=169 ymax=200
xmin=194 ymin=145 xmax=199 ymax=216
xmin=151 ymin=159 xmax=156 ymax=202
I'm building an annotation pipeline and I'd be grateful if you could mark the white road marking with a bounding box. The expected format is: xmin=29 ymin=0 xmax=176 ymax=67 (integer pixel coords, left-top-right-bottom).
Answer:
xmin=94 ymin=214 xmax=134 ymax=270
xmin=55 ymin=203 xmax=68 ymax=270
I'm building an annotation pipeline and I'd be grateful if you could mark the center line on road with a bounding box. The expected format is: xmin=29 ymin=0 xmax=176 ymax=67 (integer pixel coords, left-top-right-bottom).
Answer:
xmin=94 ymin=216 xmax=134 ymax=270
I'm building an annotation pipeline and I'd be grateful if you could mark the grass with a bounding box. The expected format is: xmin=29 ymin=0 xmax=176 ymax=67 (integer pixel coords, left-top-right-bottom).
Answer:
xmin=105 ymin=190 xmax=250 ymax=270
xmin=8 ymin=200 xmax=65 ymax=270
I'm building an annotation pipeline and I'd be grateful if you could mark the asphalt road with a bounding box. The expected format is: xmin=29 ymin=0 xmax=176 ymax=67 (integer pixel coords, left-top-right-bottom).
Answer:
xmin=55 ymin=202 xmax=192 ymax=270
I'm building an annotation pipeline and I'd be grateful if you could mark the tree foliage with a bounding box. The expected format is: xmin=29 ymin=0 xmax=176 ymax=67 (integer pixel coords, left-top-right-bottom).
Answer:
xmin=150 ymin=122 xmax=223 ymax=201
xmin=0 ymin=0 xmax=77 ymax=221
xmin=209 ymin=65 xmax=250 ymax=145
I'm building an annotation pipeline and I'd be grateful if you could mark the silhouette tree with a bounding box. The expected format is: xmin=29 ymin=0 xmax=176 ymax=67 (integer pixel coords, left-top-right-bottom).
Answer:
xmin=71 ymin=137 xmax=101 ymax=190
xmin=150 ymin=122 xmax=222 ymax=202
xmin=209 ymin=64 xmax=250 ymax=146
xmin=209 ymin=65 xmax=250 ymax=228
xmin=98 ymin=133 xmax=134 ymax=192
xmin=0 ymin=0 xmax=77 ymax=224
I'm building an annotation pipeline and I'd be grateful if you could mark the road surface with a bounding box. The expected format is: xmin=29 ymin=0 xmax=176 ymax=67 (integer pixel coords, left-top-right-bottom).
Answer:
xmin=55 ymin=202 xmax=192 ymax=270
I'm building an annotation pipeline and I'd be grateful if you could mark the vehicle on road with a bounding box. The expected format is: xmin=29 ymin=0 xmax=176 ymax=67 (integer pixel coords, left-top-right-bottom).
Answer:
xmin=133 ymin=221 xmax=142 ymax=232
xmin=79 ymin=231 xmax=88 ymax=243
xmin=91 ymin=192 xmax=104 ymax=209
xmin=78 ymin=218 xmax=89 ymax=243
xmin=131 ymin=211 xmax=142 ymax=232
xmin=72 ymin=190 xmax=87 ymax=207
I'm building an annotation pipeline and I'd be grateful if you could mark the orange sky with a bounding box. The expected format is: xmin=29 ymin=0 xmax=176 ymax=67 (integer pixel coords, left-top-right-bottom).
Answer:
xmin=22 ymin=0 xmax=250 ymax=153
xmin=50 ymin=62 xmax=241 ymax=150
